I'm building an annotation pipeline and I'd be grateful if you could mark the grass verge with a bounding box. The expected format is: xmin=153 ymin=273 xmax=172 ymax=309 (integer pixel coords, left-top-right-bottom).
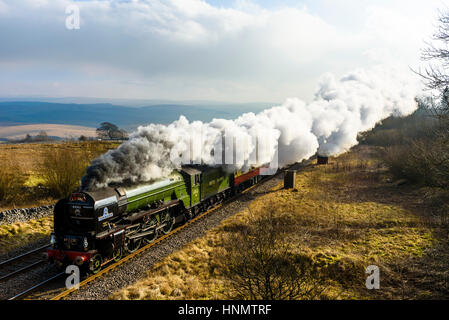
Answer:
xmin=0 ymin=216 xmax=53 ymax=256
xmin=111 ymin=146 xmax=447 ymax=300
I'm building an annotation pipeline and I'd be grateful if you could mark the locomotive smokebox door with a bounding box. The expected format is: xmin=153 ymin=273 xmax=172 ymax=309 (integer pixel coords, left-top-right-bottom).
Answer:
xmin=113 ymin=230 xmax=125 ymax=247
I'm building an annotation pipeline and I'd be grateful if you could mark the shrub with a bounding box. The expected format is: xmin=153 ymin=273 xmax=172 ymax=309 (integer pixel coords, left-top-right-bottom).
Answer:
xmin=0 ymin=161 xmax=26 ymax=205
xmin=216 ymin=211 xmax=325 ymax=300
xmin=39 ymin=145 xmax=90 ymax=198
xmin=382 ymin=136 xmax=449 ymax=187
xmin=359 ymin=105 xmax=438 ymax=147
xmin=361 ymin=129 xmax=405 ymax=147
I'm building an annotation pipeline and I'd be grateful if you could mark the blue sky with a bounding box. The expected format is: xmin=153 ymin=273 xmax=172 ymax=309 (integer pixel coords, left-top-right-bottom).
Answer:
xmin=0 ymin=0 xmax=446 ymax=102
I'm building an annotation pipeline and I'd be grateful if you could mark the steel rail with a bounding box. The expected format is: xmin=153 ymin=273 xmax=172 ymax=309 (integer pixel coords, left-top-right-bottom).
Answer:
xmin=0 ymin=244 xmax=49 ymax=267
xmin=8 ymin=272 xmax=65 ymax=300
xmin=0 ymin=260 xmax=46 ymax=282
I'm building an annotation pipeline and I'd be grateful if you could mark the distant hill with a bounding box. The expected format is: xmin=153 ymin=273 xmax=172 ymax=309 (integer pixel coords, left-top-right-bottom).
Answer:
xmin=0 ymin=101 xmax=274 ymax=131
xmin=0 ymin=97 xmax=276 ymax=108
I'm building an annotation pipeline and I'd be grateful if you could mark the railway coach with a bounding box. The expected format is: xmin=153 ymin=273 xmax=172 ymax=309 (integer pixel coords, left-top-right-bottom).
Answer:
xmin=46 ymin=165 xmax=265 ymax=273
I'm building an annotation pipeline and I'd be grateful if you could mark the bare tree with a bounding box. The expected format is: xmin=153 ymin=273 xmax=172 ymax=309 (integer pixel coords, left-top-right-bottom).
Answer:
xmin=216 ymin=211 xmax=326 ymax=300
xmin=420 ymin=11 xmax=449 ymax=93
xmin=417 ymin=10 xmax=449 ymax=160
xmin=417 ymin=10 xmax=449 ymax=125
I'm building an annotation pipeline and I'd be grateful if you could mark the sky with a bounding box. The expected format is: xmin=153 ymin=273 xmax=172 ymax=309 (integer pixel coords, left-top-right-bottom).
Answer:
xmin=0 ymin=0 xmax=447 ymax=103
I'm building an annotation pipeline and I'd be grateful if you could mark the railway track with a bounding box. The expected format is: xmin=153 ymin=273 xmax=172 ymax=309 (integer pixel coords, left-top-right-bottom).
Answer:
xmin=8 ymin=199 xmax=243 ymax=300
xmin=8 ymin=162 xmax=308 ymax=301
xmin=7 ymin=272 xmax=65 ymax=300
xmin=0 ymin=244 xmax=50 ymax=283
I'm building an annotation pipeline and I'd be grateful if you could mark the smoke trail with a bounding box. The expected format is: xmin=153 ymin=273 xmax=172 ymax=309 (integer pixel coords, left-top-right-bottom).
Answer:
xmin=81 ymin=65 xmax=421 ymax=191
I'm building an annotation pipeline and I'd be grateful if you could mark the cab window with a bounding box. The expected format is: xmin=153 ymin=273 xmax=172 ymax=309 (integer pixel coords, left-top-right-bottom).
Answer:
xmin=194 ymin=174 xmax=200 ymax=185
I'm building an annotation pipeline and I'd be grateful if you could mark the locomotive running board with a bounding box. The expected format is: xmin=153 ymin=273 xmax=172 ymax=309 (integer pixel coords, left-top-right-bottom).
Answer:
xmin=124 ymin=200 xmax=182 ymax=223
xmin=126 ymin=223 xmax=168 ymax=240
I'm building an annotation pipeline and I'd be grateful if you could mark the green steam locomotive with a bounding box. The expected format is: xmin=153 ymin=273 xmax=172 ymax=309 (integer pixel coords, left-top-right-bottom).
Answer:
xmin=46 ymin=165 xmax=264 ymax=273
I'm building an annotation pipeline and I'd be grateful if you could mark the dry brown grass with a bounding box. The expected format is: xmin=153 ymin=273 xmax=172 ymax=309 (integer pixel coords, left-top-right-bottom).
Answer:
xmin=0 ymin=159 xmax=26 ymax=205
xmin=39 ymin=146 xmax=90 ymax=198
xmin=0 ymin=141 xmax=121 ymax=254
xmin=0 ymin=141 xmax=120 ymax=210
xmin=0 ymin=216 xmax=53 ymax=255
xmin=112 ymin=146 xmax=448 ymax=300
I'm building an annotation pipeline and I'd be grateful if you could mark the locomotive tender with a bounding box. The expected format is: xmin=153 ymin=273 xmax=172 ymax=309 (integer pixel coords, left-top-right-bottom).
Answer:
xmin=46 ymin=165 xmax=265 ymax=273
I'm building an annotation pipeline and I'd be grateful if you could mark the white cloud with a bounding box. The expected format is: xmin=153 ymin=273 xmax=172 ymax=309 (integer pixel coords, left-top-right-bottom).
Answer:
xmin=0 ymin=0 xmax=444 ymax=102
xmin=0 ymin=0 xmax=8 ymax=14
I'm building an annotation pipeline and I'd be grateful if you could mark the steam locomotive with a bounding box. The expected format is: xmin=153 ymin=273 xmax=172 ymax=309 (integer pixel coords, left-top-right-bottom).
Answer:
xmin=46 ymin=165 xmax=265 ymax=273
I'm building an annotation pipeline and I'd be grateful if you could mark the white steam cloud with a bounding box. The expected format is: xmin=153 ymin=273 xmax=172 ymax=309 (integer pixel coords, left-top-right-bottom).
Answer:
xmin=81 ymin=65 xmax=421 ymax=191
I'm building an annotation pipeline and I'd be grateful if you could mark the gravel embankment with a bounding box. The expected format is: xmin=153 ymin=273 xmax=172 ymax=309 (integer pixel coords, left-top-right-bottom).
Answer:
xmin=0 ymin=205 xmax=54 ymax=225
xmin=67 ymin=175 xmax=284 ymax=300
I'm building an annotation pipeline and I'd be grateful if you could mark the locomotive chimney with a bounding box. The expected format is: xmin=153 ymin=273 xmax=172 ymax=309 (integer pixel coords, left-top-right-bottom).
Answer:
xmin=284 ymin=170 xmax=296 ymax=189
xmin=317 ymin=155 xmax=329 ymax=165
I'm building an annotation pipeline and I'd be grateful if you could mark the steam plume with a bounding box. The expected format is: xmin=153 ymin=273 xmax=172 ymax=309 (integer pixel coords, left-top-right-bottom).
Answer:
xmin=81 ymin=65 xmax=420 ymax=191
